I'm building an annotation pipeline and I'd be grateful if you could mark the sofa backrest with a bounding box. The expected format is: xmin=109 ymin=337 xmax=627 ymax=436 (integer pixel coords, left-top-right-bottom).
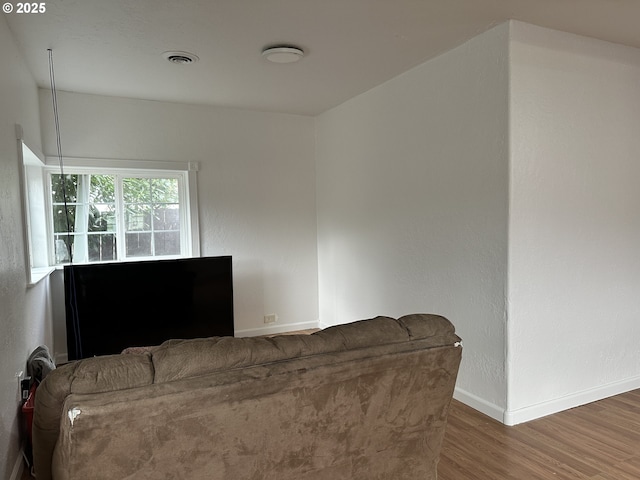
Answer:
xmin=33 ymin=314 xmax=461 ymax=480
xmin=150 ymin=314 xmax=456 ymax=382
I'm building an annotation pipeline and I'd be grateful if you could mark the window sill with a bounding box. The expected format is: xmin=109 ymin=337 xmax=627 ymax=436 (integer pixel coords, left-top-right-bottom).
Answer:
xmin=28 ymin=267 xmax=55 ymax=287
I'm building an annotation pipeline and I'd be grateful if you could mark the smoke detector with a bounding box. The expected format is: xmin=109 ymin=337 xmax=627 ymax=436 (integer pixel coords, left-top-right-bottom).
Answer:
xmin=262 ymin=46 xmax=304 ymax=63
xmin=162 ymin=51 xmax=199 ymax=65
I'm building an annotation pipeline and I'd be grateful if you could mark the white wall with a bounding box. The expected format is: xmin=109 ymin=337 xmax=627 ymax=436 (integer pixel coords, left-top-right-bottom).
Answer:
xmin=507 ymin=21 xmax=640 ymax=423
xmin=316 ymin=23 xmax=510 ymax=414
xmin=38 ymin=91 xmax=319 ymax=357
xmin=0 ymin=16 xmax=51 ymax=480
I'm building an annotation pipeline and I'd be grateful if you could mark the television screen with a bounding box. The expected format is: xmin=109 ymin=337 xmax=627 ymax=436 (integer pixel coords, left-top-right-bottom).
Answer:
xmin=64 ymin=255 xmax=234 ymax=360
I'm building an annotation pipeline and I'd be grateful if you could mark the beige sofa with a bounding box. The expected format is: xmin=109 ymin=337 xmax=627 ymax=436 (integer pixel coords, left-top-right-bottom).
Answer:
xmin=33 ymin=314 xmax=462 ymax=480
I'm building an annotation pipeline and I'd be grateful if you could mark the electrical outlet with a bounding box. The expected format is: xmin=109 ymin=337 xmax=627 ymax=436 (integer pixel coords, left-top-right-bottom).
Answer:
xmin=264 ymin=314 xmax=278 ymax=324
xmin=15 ymin=371 xmax=26 ymax=401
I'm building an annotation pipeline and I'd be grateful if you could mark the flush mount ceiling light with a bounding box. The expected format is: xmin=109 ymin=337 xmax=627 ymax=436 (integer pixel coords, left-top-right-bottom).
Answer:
xmin=262 ymin=46 xmax=304 ymax=63
xmin=162 ymin=51 xmax=199 ymax=65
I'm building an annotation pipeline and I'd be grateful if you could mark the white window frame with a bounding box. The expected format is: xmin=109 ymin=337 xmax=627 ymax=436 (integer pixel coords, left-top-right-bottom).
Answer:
xmin=43 ymin=156 xmax=200 ymax=265
xmin=17 ymin=125 xmax=54 ymax=286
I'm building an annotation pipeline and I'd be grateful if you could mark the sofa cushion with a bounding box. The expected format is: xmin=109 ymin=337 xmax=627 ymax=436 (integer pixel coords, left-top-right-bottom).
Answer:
xmin=70 ymin=352 xmax=154 ymax=393
xmin=33 ymin=353 xmax=154 ymax=480
xmin=151 ymin=316 xmax=411 ymax=383
xmin=398 ymin=313 xmax=457 ymax=340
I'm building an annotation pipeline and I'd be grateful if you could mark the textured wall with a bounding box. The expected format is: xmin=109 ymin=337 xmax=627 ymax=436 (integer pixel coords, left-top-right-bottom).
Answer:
xmin=0 ymin=16 xmax=52 ymax=480
xmin=508 ymin=21 xmax=640 ymax=423
xmin=315 ymin=24 xmax=510 ymax=413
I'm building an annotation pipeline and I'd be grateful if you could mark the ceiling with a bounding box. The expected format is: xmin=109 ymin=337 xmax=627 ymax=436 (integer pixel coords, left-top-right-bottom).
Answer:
xmin=5 ymin=0 xmax=640 ymax=116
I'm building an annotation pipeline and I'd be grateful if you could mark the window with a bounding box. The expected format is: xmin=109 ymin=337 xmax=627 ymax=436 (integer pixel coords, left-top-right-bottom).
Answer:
xmin=45 ymin=160 xmax=200 ymax=265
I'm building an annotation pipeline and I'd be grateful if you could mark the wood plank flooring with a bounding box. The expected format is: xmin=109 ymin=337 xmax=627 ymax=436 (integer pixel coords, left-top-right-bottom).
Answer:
xmin=438 ymin=389 xmax=640 ymax=480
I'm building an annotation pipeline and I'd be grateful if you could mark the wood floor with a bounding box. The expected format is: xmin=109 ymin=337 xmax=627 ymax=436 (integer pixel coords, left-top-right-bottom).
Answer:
xmin=438 ymin=389 xmax=640 ymax=480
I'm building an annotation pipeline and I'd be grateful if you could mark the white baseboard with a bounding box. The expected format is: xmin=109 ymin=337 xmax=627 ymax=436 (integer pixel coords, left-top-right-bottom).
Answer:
xmin=455 ymin=375 xmax=640 ymax=426
xmin=235 ymin=320 xmax=319 ymax=337
xmin=453 ymin=387 xmax=505 ymax=423
xmin=503 ymin=375 xmax=640 ymax=426
xmin=10 ymin=448 xmax=24 ymax=480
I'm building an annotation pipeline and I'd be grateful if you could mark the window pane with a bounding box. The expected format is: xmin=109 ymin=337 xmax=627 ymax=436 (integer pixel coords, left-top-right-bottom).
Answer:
xmin=88 ymin=233 xmax=116 ymax=262
xmin=154 ymin=231 xmax=180 ymax=256
xmin=123 ymin=177 xmax=151 ymax=204
xmin=126 ymin=205 xmax=151 ymax=231
xmin=89 ymin=206 xmax=116 ymax=232
xmin=126 ymin=232 xmax=152 ymax=257
xmin=51 ymin=174 xmax=78 ymax=203
xmin=54 ymin=234 xmax=73 ymax=263
xmin=52 ymin=206 xmax=76 ymax=233
xmin=89 ymin=175 xmax=115 ymax=203
xmin=153 ymin=205 xmax=180 ymax=230
xmin=151 ymin=178 xmax=179 ymax=203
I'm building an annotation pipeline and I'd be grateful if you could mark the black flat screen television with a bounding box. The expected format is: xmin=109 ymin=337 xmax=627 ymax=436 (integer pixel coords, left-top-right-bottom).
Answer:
xmin=64 ymin=255 xmax=234 ymax=360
